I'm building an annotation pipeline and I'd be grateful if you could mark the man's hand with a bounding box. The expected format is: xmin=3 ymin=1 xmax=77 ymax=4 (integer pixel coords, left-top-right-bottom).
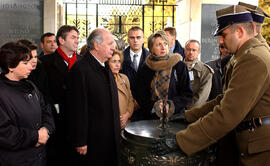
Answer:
xmin=76 ymin=145 xmax=87 ymax=155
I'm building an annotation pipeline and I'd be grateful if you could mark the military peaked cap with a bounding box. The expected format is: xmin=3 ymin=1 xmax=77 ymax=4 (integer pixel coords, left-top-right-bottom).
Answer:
xmin=238 ymin=2 xmax=270 ymax=23
xmin=214 ymin=5 xmax=253 ymax=36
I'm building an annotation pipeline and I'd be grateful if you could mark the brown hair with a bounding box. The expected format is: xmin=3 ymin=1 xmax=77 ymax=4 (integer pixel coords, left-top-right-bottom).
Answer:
xmin=56 ymin=25 xmax=79 ymax=46
xmin=111 ymin=49 xmax=124 ymax=64
xmin=164 ymin=27 xmax=177 ymax=37
xmin=17 ymin=39 xmax=38 ymax=51
xmin=128 ymin=26 xmax=143 ymax=34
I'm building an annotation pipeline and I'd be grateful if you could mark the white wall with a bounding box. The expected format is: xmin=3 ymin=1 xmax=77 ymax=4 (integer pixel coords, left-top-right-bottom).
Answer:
xmin=176 ymin=0 xmax=259 ymax=46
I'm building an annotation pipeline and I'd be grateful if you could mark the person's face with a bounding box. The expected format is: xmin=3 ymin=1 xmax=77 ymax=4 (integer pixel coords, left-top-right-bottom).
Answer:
xmin=219 ymin=27 xmax=239 ymax=54
xmin=41 ymin=35 xmax=57 ymax=55
xmin=109 ymin=54 xmax=121 ymax=74
xmin=59 ymin=30 xmax=79 ymax=54
xmin=9 ymin=60 xmax=33 ymax=81
xmin=127 ymin=30 xmax=144 ymax=53
xmin=185 ymin=42 xmax=200 ymax=61
xmin=151 ymin=37 xmax=169 ymax=57
xmin=96 ymin=31 xmax=115 ymax=62
xmin=29 ymin=50 xmax=38 ymax=69
xmin=165 ymin=31 xmax=175 ymax=48
xmin=218 ymin=37 xmax=229 ymax=59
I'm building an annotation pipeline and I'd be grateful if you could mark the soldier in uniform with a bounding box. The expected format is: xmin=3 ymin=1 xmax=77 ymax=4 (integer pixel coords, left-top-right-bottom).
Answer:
xmin=154 ymin=5 xmax=270 ymax=166
xmin=183 ymin=40 xmax=213 ymax=109
xmin=238 ymin=2 xmax=270 ymax=48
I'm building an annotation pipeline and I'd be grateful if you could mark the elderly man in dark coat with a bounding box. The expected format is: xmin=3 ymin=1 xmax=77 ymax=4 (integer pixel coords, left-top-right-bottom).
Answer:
xmin=66 ymin=28 xmax=120 ymax=166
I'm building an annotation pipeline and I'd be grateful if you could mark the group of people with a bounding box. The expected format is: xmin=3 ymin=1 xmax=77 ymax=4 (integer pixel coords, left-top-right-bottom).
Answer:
xmin=0 ymin=2 xmax=270 ymax=166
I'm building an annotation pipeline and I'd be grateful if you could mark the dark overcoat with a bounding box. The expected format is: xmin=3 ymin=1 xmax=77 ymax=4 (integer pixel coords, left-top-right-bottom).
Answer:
xmin=0 ymin=76 xmax=55 ymax=166
xmin=134 ymin=61 xmax=193 ymax=120
xmin=66 ymin=51 xmax=121 ymax=166
xmin=206 ymin=58 xmax=223 ymax=101
xmin=39 ymin=49 xmax=81 ymax=166
xmin=121 ymin=46 xmax=149 ymax=92
xmin=173 ymin=40 xmax=185 ymax=59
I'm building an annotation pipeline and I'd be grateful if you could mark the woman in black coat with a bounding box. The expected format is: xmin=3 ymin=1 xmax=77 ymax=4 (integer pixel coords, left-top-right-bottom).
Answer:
xmin=0 ymin=43 xmax=55 ymax=166
xmin=134 ymin=30 xmax=193 ymax=120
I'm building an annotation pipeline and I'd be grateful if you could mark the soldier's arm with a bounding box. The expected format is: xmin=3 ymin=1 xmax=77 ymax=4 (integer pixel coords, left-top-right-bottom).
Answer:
xmin=185 ymin=94 xmax=223 ymax=123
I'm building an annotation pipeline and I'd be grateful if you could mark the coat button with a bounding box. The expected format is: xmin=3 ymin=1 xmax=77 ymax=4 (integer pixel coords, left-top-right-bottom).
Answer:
xmin=240 ymin=153 xmax=245 ymax=157
xmin=28 ymin=94 xmax=32 ymax=99
xmin=39 ymin=153 xmax=42 ymax=159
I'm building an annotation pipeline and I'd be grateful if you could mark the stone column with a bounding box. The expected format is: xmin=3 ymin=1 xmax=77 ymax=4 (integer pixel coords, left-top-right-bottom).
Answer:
xmin=44 ymin=0 xmax=57 ymax=33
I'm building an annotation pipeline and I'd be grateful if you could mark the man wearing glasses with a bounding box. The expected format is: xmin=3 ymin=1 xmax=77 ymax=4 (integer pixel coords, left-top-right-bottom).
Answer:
xmin=183 ymin=39 xmax=213 ymax=109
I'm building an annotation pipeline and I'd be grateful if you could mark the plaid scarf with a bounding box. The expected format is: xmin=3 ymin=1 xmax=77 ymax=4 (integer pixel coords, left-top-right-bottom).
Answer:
xmin=151 ymin=68 xmax=172 ymax=101
xmin=146 ymin=52 xmax=182 ymax=101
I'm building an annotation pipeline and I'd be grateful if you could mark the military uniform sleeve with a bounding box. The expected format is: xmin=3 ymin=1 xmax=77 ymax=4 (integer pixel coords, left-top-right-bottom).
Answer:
xmin=185 ymin=94 xmax=223 ymax=123
xmin=176 ymin=54 xmax=270 ymax=156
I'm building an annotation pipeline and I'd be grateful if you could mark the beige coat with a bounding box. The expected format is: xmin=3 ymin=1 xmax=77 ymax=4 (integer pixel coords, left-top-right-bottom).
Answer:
xmin=116 ymin=73 xmax=134 ymax=118
xmin=185 ymin=60 xmax=213 ymax=109
xmin=176 ymin=37 xmax=270 ymax=166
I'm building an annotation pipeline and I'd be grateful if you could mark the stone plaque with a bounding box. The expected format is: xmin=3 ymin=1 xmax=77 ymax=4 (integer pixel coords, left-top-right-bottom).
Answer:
xmin=0 ymin=0 xmax=43 ymax=51
xmin=201 ymin=4 xmax=229 ymax=63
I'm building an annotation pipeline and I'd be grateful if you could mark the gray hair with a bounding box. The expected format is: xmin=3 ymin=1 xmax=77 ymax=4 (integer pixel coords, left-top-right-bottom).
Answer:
xmin=185 ymin=39 xmax=201 ymax=50
xmin=87 ymin=29 xmax=104 ymax=50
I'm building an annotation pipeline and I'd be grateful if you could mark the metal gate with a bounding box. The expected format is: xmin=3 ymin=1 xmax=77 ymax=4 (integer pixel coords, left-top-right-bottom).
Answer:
xmin=63 ymin=0 xmax=176 ymax=47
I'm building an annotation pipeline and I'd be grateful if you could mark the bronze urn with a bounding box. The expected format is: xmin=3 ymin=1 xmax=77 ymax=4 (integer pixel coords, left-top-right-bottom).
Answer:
xmin=120 ymin=120 xmax=214 ymax=166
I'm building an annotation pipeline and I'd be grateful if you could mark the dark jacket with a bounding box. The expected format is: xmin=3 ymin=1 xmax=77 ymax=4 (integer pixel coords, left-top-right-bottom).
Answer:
xmin=66 ymin=51 xmax=120 ymax=166
xmin=39 ymin=49 xmax=81 ymax=166
xmin=206 ymin=55 xmax=232 ymax=101
xmin=28 ymin=61 xmax=53 ymax=105
xmin=121 ymin=46 xmax=149 ymax=92
xmin=206 ymin=58 xmax=223 ymax=101
xmin=173 ymin=40 xmax=185 ymax=59
xmin=134 ymin=60 xmax=193 ymax=120
xmin=0 ymin=76 xmax=55 ymax=166
xmin=39 ymin=50 xmax=80 ymax=107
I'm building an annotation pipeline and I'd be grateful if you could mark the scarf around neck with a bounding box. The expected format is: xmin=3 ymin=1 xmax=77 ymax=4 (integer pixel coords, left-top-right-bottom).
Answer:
xmin=57 ymin=47 xmax=77 ymax=70
xmin=146 ymin=52 xmax=182 ymax=101
xmin=184 ymin=58 xmax=199 ymax=70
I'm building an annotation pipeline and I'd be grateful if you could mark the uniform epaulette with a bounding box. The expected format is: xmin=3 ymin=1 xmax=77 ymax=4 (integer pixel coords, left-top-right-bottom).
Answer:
xmin=204 ymin=63 xmax=214 ymax=74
